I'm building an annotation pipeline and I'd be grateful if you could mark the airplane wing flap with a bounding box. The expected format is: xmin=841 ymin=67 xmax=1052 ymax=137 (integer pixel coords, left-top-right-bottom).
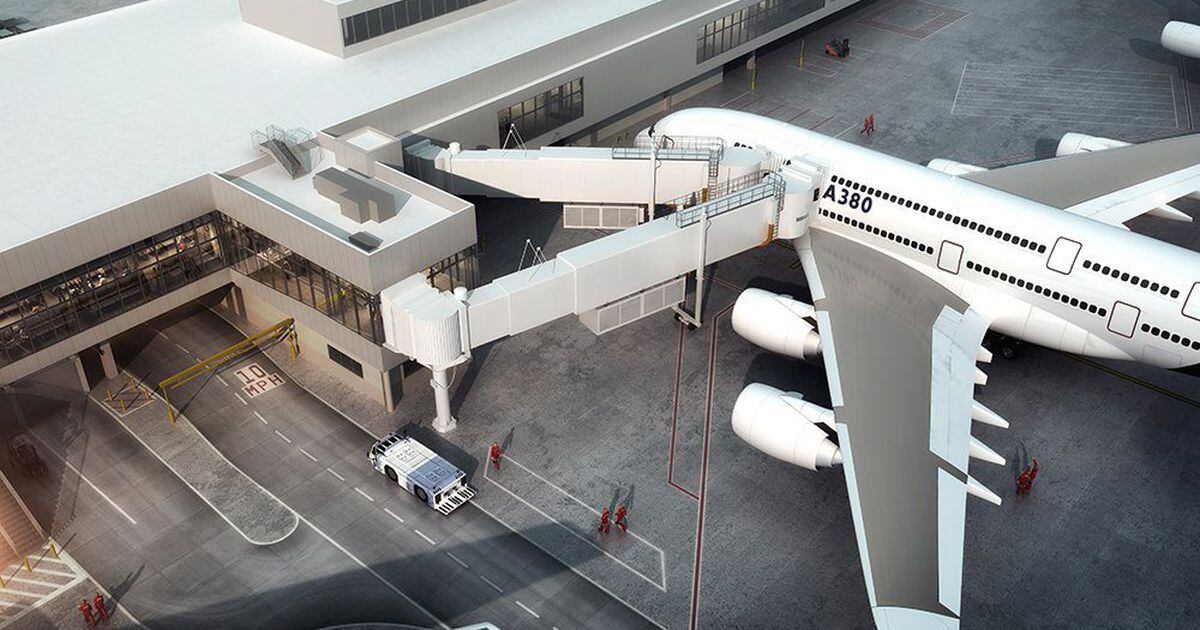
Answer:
xmin=800 ymin=229 xmax=993 ymax=628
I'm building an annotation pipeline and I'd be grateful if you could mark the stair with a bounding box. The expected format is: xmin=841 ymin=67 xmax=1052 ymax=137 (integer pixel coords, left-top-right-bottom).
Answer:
xmin=261 ymin=137 xmax=304 ymax=179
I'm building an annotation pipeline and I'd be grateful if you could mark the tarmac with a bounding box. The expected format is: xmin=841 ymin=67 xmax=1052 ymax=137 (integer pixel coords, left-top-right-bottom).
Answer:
xmin=4 ymin=0 xmax=1200 ymax=629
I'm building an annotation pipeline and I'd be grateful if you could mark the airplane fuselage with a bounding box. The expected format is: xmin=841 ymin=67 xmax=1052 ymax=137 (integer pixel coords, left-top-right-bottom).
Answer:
xmin=657 ymin=108 xmax=1200 ymax=373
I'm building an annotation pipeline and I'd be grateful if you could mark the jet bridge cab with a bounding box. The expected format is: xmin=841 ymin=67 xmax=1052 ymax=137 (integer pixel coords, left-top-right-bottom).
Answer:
xmin=369 ymin=430 xmax=475 ymax=515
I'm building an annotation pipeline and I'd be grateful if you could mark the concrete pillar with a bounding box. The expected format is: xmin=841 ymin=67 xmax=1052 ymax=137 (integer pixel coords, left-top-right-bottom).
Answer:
xmin=226 ymin=284 xmax=246 ymax=318
xmin=98 ymin=342 xmax=118 ymax=380
xmin=4 ymin=386 xmax=26 ymax=425
xmin=430 ymin=367 xmax=456 ymax=433
xmin=71 ymin=354 xmax=90 ymax=393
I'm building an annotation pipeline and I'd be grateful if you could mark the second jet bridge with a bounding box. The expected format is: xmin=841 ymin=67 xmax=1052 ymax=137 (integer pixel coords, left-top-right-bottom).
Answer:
xmin=405 ymin=135 xmax=771 ymax=228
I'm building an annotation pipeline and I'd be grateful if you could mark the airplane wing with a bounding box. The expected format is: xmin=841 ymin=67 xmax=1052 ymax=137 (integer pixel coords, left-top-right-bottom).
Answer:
xmin=962 ymin=133 xmax=1200 ymax=226
xmin=797 ymin=229 xmax=1000 ymax=630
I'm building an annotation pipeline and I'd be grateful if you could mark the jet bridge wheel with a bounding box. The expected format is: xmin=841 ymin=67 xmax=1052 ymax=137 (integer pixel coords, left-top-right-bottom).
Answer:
xmin=414 ymin=486 xmax=429 ymax=504
xmin=385 ymin=466 xmax=398 ymax=483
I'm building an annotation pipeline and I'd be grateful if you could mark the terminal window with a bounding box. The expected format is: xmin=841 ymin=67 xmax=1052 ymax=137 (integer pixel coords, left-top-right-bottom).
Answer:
xmin=0 ymin=214 xmax=225 ymax=368
xmin=696 ymin=0 xmax=824 ymax=63
xmin=341 ymin=0 xmax=490 ymax=47
xmin=498 ymin=78 xmax=584 ymax=144
xmin=220 ymin=217 xmax=385 ymax=344
xmin=327 ymin=345 xmax=364 ymax=378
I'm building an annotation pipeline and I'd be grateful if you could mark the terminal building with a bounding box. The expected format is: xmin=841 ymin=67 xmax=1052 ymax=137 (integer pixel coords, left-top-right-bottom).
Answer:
xmin=0 ymin=0 xmax=861 ymax=415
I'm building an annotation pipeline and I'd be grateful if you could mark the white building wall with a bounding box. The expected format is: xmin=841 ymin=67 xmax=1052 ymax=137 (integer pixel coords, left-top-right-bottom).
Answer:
xmin=0 ymin=176 xmax=213 ymax=298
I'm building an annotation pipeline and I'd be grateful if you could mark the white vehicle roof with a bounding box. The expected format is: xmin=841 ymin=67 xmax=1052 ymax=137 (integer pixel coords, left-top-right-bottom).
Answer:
xmin=373 ymin=433 xmax=462 ymax=492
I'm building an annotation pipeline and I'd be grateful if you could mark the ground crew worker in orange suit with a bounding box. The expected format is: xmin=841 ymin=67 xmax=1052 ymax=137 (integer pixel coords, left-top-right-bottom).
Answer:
xmin=489 ymin=442 xmax=502 ymax=470
xmin=79 ymin=599 xmax=96 ymax=627
xmin=599 ymin=507 xmax=611 ymax=534
xmin=860 ymin=114 xmax=876 ymax=136
xmin=615 ymin=504 xmax=628 ymax=533
xmin=93 ymin=591 xmax=109 ymax=621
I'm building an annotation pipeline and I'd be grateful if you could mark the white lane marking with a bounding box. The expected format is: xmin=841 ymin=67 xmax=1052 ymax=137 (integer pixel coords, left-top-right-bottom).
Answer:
xmin=157 ymin=330 xmax=171 ymax=341
xmin=234 ymin=392 xmax=248 ymax=405
xmin=355 ymin=488 xmax=375 ymax=502
xmin=254 ymin=411 xmax=268 ymax=425
xmin=413 ymin=530 xmax=436 ymax=546
xmin=174 ymin=342 xmax=192 ymax=355
xmin=274 ymin=430 xmax=292 ymax=444
xmin=484 ymin=451 xmax=667 ymax=592
xmin=25 ymin=425 xmax=137 ymax=526
xmin=326 ymin=467 xmax=345 ymax=482
xmin=479 ymin=575 xmax=503 ymax=593
xmin=214 ymin=372 xmax=229 ymax=387
xmin=298 ymin=448 xmax=318 ymax=462
xmin=445 ymin=552 xmax=468 ymax=569
xmin=297 ymin=516 xmax=449 ymax=630
xmin=515 ymin=600 xmax=540 ymax=619
xmin=384 ymin=508 xmax=405 ymax=524
xmin=6 ymin=576 xmax=65 ymax=588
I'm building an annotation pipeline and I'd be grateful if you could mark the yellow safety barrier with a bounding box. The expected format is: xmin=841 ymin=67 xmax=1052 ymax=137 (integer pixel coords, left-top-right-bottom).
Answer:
xmin=158 ymin=318 xmax=298 ymax=424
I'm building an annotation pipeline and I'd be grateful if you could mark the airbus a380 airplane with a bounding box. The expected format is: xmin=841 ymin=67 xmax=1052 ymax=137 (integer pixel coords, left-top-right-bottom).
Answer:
xmin=654 ymin=108 xmax=1200 ymax=629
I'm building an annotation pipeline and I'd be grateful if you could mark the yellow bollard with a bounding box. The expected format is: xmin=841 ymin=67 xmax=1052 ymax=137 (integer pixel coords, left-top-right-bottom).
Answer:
xmin=799 ymin=40 xmax=805 ymax=68
xmin=23 ymin=556 xmax=31 ymax=573
xmin=105 ymin=387 xmax=113 ymax=402
xmin=49 ymin=542 xmax=59 ymax=559
xmin=0 ymin=573 xmax=5 ymax=588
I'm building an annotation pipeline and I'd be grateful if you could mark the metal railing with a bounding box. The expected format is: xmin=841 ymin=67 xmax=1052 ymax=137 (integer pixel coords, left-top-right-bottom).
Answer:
xmin=664 ymin=170 xmax=771 ymax=210
xmin=675 ymin=172 xmax=785 ymax=228
xmin=611 ymin=135 xmax=725 ymax=162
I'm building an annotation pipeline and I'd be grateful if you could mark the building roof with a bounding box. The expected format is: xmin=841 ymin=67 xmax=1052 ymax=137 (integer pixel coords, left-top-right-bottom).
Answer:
xmin=0 ymin=0 xmax=659 ymax=254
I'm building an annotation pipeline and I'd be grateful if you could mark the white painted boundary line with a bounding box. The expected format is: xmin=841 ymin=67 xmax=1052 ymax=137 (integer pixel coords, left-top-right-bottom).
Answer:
xmin=234 ymin=392 xmax=248 ymax=405
xmin=515 ymin=600 xmax=540 ymax=619
xmin=299 ymin=448 xmax=318 ymax=462
xmin=445 ymin=552 xmax=468 ymax=569
xmin=95 ymin=372 xmax=301 ymax=546
xmin=413 ymin=530 xmax=437 ymax=546
xmin=950 ymin=62 xmax=968 ymax=115
xmin=297 ymin=514 xmax=449 ymax=630
xmin=207 ymin=307 xmax=665 ymax=628
xmin=479 ymin=575 xmax=504 ymax=593
xmin=24 ymin=426 xmax=137 ymax=526
xmin=355 ymin=488 xmax=375 ymax=502
xmin=486 ymin=453 xmax=668 ymax=592
xmin=274 ymin=430 xmax=292 ymax=444
xmin=326 ymin=467 xmax=346 ymax=482
xmin=254 ymin=411 xmax=268 ymax=425
xmin=483 ymin=454 xmax=667 ymax=593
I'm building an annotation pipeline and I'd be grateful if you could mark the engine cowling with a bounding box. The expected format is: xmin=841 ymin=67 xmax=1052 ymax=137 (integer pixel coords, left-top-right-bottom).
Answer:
xmin=925 ymin=158 xmax=986 ymax=176
xmin=732 ymin=383 xmax=841 ymax=470
xmin=1162 ymin=21 xmax=1200 ymax=59
xmin=1055 ymin=132 xmax=1128 ymax=156
xmin=731 ymin=288 xmax=821 ymax=361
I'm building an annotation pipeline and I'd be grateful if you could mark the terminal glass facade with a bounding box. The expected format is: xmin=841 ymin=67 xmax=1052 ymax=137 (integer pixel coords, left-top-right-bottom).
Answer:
xmin=696 ymin=0 xmax=825 ymax=63
xmin=220 ymin=216 xmax=385 ymax=344
xmin=498 ymin=78 xmax=584 ymax=144
xmin=342 ymin=0 xmax=490 ymax=46
xmin=0 ymin=214 xmax=225 ymax=368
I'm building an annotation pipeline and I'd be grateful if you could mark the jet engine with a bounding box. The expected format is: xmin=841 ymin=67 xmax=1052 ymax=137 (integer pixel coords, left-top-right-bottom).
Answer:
xmin=1055 ymin=132 xmax=1128 ymax=156
xmin=925 ymin=158 xmax=986 ymax=176
xmin=1162 ymin=21 xmax=1200 ymax=59
xmin=731 ymin=288 xmax=821 ymax=362
xmin=732 ymin=383 xmax=841 ymax=470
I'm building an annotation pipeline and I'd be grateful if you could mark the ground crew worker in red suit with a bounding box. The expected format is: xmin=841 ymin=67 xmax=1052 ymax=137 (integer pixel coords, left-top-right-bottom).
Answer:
xmin=79 ymin=599 xmax=96 ymax=627
xmin=93 ymin=591 xmax=109 ymax=621
xmin=599 ymin=507 xmax=611 ymax=534
xmin=489 ymin=442 xmax=502 ymax=470
xmin=1017 ymin=458 xmax=1040 ymax=495
xmin=615 ymin=504 xmax=628 ymax=533
xmin=860 ymin=114 xmax=875 ymax=136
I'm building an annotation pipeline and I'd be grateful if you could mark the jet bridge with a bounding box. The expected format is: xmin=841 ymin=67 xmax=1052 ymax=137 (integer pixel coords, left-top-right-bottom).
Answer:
xmin=380 ymin=147 xmax=829 ymax=432
xmin=405 ymin=135 xmax=770 ymax=228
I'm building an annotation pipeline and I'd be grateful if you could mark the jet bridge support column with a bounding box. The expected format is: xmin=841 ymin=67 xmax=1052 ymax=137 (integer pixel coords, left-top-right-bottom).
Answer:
xmin=430 ymin=367 xmax=456 ymax=433
xmin=674 ymin=211 xmax=709 ymax=329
